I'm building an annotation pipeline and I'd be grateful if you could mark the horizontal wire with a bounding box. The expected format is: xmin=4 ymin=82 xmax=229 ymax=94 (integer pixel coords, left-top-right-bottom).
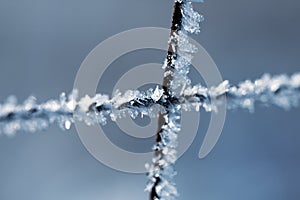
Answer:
xmin=0 ymin=72 xmax=299 ymax=136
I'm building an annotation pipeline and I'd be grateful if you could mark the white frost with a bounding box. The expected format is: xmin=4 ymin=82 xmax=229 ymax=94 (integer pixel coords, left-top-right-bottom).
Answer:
xmin=151 ymin=87 xmax=164 ymax=102
xmin=0 ymin=73 xmax=299 ymax=136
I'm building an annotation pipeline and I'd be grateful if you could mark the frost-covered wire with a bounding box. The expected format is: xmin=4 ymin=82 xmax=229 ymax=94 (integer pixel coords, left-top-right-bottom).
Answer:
xmin=0 ymin=73 xmax=299 ymax=136
xmin=184 ymin=73 xmax=300 ymax=112
xmin=147 ymin=1 xmax=203 ymax=199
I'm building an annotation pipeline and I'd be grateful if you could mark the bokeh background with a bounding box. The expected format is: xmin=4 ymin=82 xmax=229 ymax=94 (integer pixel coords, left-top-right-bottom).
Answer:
xmin=0 ymin=0 xmax=300 ymax=199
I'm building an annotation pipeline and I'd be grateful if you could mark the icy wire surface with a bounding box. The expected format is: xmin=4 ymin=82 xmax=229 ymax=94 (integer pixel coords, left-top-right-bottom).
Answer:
xmin=147 ymin=1 xmax=204 ymax=199
xmin=0 ymin=73 xmax=299 ymax=136
xmin=163 ymin=2 xmax=203 ymax=96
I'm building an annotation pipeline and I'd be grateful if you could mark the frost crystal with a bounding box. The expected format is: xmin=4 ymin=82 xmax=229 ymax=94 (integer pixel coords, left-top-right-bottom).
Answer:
xmin=181 ymin=2 xmax=204 ymax=34
xmin=151 ymin=87 xmax=165 ymax=102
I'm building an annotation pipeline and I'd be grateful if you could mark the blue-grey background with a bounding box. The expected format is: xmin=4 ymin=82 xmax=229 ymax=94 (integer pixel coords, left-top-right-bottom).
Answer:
xmin=0 ymin=0 xmax=300 ymax=199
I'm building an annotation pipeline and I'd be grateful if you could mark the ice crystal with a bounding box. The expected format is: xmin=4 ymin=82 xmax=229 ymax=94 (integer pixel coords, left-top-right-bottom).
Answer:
xmin=181 ymin=1 xmax=204 ymax=34
xmin=152 ymin=87 xmax=165 ymax=102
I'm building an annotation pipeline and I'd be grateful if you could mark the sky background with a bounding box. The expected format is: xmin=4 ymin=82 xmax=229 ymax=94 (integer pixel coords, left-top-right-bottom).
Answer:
xmin=0 ymin=0 xmax=300 ymax=199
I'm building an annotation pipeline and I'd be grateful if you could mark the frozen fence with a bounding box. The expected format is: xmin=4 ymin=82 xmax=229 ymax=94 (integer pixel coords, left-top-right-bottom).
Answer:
xmin=0 ymin=1 xmax=299 ymax=200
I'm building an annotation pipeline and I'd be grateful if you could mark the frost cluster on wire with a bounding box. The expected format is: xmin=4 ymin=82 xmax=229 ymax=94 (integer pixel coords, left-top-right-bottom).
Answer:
xmin=147 ymin=1 xmax=204 ymax=199
xmin=184 ymin=72 xmax=300 ymax=112
xmin=164 ymin=1 xmax=203 ymax=95
xmin=0 ymin=73 xmax=299 ymax=137
xmin=145 ymin=104 xmax=181 ymax=199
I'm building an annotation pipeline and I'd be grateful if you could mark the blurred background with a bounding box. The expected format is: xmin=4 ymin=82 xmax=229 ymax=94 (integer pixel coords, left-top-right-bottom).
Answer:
xmin=0 ymin=0 xmax=300 ymax=199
